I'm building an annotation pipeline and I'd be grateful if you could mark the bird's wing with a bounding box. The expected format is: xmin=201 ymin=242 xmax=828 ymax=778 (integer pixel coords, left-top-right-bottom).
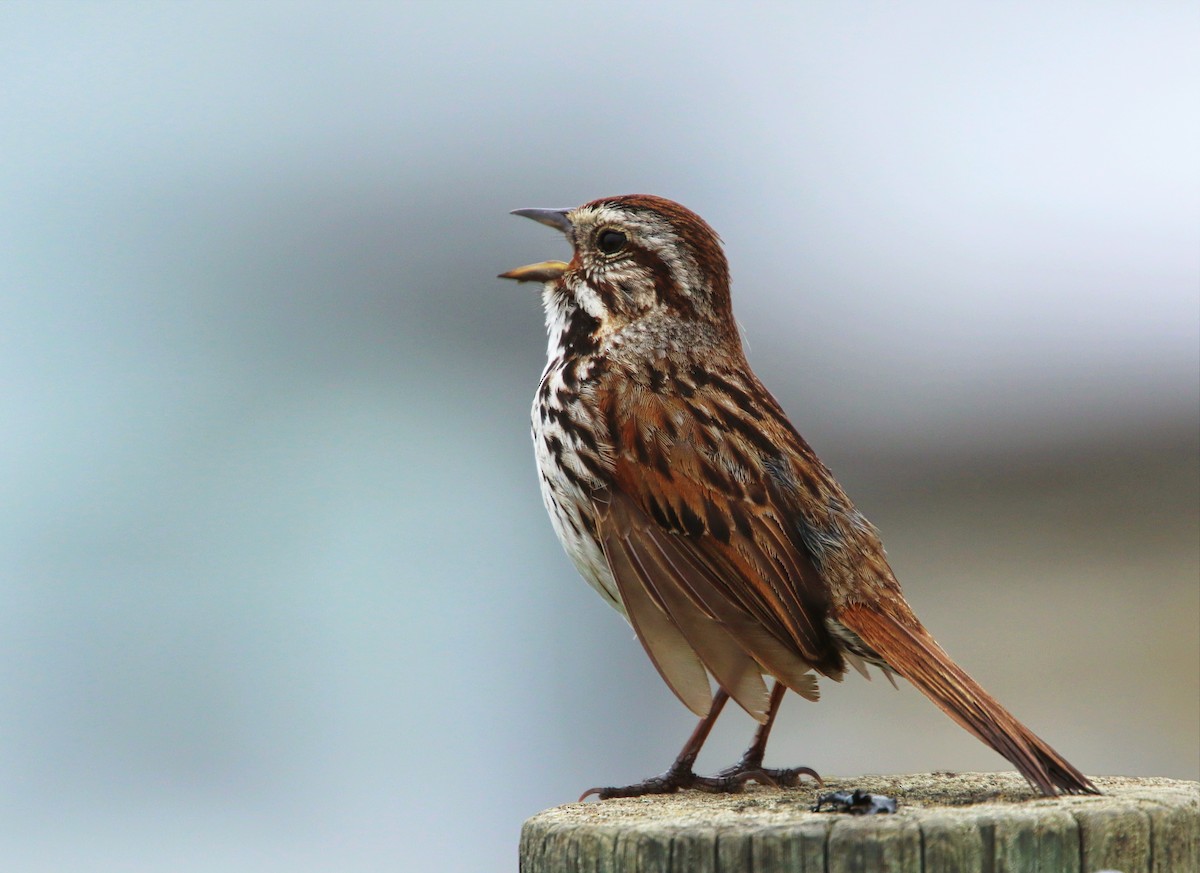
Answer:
xmin=592 ymin=373 xmax=847 ymax=720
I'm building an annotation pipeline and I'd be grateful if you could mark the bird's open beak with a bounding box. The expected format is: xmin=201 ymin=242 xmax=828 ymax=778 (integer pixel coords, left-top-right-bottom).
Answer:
xmin=499 ymin=207 xmax=573 ymax=283
xmin=498 ymin=261 xmax=570 ymax=283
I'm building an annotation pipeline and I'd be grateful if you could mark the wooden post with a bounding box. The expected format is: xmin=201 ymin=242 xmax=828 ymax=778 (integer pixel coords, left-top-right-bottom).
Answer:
xmin=520 ymin=773 xmax=1198 ymax=873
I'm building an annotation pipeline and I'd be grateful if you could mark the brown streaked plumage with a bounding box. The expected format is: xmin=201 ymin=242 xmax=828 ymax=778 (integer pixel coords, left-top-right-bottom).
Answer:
xmin=502 ymin=194 xmax=1096 ymax=798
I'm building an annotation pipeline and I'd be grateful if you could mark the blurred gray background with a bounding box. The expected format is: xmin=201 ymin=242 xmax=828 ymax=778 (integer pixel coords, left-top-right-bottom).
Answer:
xmin=2 ymin=2 xmax=1197 ymax=871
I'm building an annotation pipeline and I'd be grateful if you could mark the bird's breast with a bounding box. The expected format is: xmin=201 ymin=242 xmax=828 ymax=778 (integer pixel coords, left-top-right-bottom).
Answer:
xmin=531 ymin=356 xmax=624 ymax=614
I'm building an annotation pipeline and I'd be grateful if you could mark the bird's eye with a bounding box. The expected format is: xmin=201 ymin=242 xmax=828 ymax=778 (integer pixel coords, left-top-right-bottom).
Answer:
xmin=596 ymin=229 xmax=627 ymax=255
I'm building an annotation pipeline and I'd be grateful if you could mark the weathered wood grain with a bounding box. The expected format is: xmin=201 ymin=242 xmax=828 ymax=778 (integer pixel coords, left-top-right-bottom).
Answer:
xmin=519 ymin=773 xmax=1199 ymax=873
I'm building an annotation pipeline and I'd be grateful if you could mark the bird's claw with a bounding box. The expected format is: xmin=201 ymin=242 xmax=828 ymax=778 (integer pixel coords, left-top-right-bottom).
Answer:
xmin=580 ymin=762 xmax=821 ymax=801
xmin=579 ymin=771 xmax=692 ymax=801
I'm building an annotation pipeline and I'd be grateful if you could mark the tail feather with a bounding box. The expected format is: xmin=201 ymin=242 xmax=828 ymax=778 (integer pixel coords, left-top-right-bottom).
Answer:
xmin=839 ymin=602 xmax=1097 ymax=796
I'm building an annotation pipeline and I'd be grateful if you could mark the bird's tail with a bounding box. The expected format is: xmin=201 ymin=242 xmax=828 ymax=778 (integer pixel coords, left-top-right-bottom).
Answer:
xmin=838 ymin=601 xmax=1097 ymax=796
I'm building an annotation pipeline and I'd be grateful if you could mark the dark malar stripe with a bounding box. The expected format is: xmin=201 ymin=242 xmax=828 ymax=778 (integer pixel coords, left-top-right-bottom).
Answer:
xmin=559 ymin=308 xmax=600 ymax=359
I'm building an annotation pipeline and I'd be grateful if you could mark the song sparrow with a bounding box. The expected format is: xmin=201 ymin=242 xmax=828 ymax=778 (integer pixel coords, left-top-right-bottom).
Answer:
xmin=501 ymin=195 xmax=1096 ymax=799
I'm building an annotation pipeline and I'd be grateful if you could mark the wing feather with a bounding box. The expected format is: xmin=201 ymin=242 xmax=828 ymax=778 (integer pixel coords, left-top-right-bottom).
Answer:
xmin=587 ymin=368 xmax=855 ymax=717
xmin=610 ymin=493 xmax=821 ymax=701
xmin=598 ymin=489 xmax=825 ymax=718
xmin=599 ymin=497 xmax=714 ymax=717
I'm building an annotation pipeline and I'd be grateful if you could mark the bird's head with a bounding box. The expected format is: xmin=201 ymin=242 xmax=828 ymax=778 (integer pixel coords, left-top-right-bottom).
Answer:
xmin=501 ymin=195 xmax=734 ymax=340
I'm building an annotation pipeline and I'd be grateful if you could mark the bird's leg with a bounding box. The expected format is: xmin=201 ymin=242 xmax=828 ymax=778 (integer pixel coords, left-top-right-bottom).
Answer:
xmin=699 ymin=681 xmax=821 ymax=791
xmin=581 ymin=683 xmax=821 ymax=800
xmin=580 ymin=690 xmax=730 ymax=800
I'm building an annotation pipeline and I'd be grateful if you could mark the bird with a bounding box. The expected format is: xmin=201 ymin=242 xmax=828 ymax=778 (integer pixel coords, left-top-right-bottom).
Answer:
xmin=500 ymin=194 xmax=1096 ymax=799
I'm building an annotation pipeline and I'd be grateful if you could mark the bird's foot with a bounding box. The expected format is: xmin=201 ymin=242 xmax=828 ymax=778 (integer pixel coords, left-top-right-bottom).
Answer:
xmin=579 ymin=760 xmax=701 ymax=801
xmin=709 ymin=754 xmax=822 ymax=792
xmin=580 ymin=758 xmax=820 ymax=801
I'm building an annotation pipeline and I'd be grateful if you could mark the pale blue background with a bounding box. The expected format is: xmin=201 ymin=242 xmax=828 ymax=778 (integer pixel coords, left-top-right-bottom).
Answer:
xmin=2 ymin=2 xmax=1197 ymax=870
